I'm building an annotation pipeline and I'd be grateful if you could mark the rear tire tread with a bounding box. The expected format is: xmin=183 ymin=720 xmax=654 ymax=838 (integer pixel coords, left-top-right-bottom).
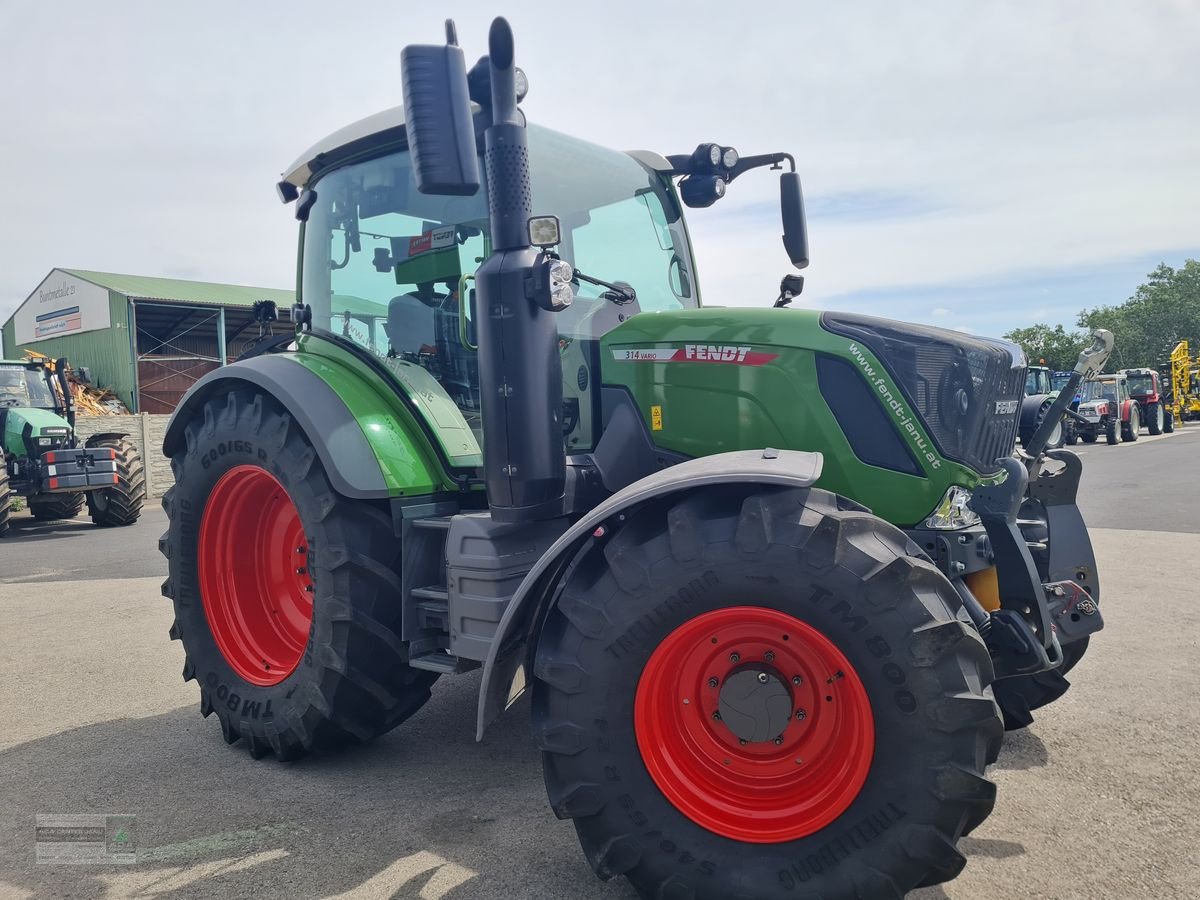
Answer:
xmin=161 ymin=387 xmax=436 ymax=761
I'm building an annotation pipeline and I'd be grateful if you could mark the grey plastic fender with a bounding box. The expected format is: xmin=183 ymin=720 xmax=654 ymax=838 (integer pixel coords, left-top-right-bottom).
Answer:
xmin=475 ymin=447 xmax=823 ymax=740
xmin=161 ymin=354 xmax=390 ymax=498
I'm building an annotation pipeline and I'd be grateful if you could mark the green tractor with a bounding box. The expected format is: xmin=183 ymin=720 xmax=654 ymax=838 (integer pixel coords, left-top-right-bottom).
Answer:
xmin=160 ymin=19 xmax=1109 ymax=898
xmin=0 ymin=357 xmax=145 ymax=535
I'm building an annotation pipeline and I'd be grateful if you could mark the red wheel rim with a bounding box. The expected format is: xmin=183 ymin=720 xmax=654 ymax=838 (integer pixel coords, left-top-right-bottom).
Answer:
xmin=634 ymin=606 xmax=874 ymax=843
xmin=198 ymin=466 xmax=313 ymax=686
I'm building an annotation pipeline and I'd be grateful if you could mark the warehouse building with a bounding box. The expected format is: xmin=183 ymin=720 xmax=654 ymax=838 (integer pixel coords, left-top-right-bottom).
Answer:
xmin=2 ymin=269 xmax=296 ymax=413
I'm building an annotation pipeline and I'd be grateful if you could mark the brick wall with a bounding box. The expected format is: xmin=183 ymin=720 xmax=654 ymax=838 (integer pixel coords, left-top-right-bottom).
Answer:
xmin=73 ymin=414 xmax=173 ymax=499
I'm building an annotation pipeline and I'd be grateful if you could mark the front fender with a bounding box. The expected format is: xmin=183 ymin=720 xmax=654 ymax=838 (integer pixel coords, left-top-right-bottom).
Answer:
xmin=475 ymin=447 xmax=824 ymax=740
xmin=1019 ymin=395 xmax=1051 ymax=432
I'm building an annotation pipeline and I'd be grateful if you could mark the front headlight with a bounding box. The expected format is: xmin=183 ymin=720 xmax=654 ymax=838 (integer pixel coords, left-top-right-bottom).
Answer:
xmin=923 ymin=485 xmax=981 ymax=530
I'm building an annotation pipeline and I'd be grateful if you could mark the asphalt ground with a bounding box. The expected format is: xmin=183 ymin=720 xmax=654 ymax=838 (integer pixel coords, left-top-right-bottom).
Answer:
xmin=1 ymin=427 xmax=1198 ymax=899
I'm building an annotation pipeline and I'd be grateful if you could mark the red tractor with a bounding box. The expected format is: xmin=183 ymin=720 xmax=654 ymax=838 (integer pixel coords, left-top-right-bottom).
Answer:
xmin=1067 ymin=373 xmax=1139 ymax=445
xmin=1120 ymin=367 xmax=1173 ymax=434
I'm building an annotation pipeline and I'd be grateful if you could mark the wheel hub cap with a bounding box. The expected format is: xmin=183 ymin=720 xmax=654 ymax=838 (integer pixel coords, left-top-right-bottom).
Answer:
xmin=717 ymin=666 xmax=794 ymax=743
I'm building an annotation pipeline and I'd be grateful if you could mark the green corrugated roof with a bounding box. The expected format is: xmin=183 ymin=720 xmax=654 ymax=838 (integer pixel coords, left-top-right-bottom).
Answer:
xmin=62 ymin=269 xmax=295 ymax=308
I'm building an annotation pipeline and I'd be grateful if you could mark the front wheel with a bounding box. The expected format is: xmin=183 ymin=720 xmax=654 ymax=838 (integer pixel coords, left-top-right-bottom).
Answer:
xmin=86 ymin=438 xmax=147 ymax=526
xmin=29 ymin=492 xmax=85 ymax=521
xmin=1121 ymin=407 xmax=1139 ymax=442
xmin=1105 ymin=419 xmax=1119 ymax=445
xmin=1164 ymin=409 xmax=1175 ymax=433
xmin=161 ymin=388 xmax=437 ymax=760
xmin=534 ymin=487 xmax=1002 ymax=899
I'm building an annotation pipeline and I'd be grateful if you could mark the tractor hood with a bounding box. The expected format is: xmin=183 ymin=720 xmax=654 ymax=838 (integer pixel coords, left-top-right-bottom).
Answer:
xmin=601 ymin=307 xmax=1026 ymax=527
xmin=2 ymin=407 xmax=73 ymax=458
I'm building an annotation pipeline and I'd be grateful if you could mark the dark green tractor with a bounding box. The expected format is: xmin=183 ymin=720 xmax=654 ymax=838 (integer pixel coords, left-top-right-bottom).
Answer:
xmin=0 ymin=358 xmax=145 ymax=535
xmin=159 ymin=19 xmax=1108 ymax=898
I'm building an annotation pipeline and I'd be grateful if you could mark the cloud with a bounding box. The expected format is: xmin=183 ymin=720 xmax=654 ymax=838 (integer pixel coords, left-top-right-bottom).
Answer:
xmin=1 ymin=0 xmax=1199 ymax=340
xmin=931 ymin=307 xmax=951 ymax=317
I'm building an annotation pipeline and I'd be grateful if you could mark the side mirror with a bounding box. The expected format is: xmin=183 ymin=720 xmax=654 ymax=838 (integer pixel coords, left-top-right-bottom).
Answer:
xmin=780 ymin=171 xmax=809 ymax=269
xmin=400 ymin=21 xmax=481 ymax=196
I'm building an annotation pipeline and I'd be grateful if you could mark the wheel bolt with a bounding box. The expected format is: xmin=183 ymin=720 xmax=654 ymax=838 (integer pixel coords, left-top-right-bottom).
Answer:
xmin=712 ymin=711 xmax=721 ymax=721
xmin=708 ymin=677 xmax=719 ymax=688
xmin=729 ymin=653 xmax=740 ymax=663
xmin=756 ymin=672 xmax=769 ymax=684
xmin=764 ymin=651 xmax=776 ymax=662
xmin=295 ymin=567 xmax=306 ymax=575
xmin=795 ymin=709 xmax=807 ymax=721
xmin=792 ymin=675 xmax=803 ymax=685
xmin=773 ymin=736 xmax=784 ymax=745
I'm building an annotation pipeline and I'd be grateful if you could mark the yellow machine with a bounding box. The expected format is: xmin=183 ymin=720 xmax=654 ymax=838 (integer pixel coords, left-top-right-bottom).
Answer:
xmin=1164 ymin=340 xmax=1200 ymax=423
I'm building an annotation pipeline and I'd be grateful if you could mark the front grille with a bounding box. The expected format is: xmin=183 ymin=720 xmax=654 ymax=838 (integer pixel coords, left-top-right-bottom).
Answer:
xmin=821 ymin=312 xmax=1026 ymax=474
xmin=971 ymin=364 xmax=1025 ymax=470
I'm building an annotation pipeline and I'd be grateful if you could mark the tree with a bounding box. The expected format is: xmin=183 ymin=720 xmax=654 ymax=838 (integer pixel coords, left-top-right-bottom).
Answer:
xmin=1002 ymin=323 xmax=1086 ymax=371
xmin=1077 ymin=260 xmax=1200 ymax=369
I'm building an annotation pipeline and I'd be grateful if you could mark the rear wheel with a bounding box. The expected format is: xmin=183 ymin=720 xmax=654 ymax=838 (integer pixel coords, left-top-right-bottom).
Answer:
xmin=534 ymin=487 xmax=1002 ymax=899
xmin=1145 ymin=402 xmax=1163 ymax=435
xmin=161 ymin=388 xmax=437 ymax=760
xmin=0 ymin=467 xmax=10 ymax=536
xmin=86 ymin=438 xmax=147 ymax=526
xmin=29 ymin=492 xmax=85 ymax=520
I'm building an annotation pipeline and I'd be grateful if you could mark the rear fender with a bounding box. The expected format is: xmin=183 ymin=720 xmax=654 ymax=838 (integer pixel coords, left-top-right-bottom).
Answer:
xmin=85 ymin=431 xmax=130 ymax=447
xmin=162 ymin=354 xmax=437 ymax=499
xmin=475 ymin=448 xmax=824 ymax=740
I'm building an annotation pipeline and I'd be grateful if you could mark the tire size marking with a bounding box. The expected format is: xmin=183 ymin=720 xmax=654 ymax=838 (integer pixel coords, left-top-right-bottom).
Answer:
xmin=204 ymin=672 xmax=275 ymax=720
xmin=808 ymin=589 xmax=918 ymax=715
xmin=605 ymin=571 xmax=719 ymax=661
xmin=200 ymin=441 xmax=267 ymax=469
xmin=778 ymin=802 xmax=908 ymax=889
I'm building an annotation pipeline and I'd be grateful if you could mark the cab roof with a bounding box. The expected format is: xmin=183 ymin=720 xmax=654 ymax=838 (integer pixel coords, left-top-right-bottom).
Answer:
xmin=279 ymin=105 xmax=672 ymax=192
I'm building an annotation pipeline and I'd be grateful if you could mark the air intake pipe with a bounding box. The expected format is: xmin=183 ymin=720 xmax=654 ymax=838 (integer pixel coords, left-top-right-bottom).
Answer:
xmin=472 ymin=18 xmax=565 ymax=521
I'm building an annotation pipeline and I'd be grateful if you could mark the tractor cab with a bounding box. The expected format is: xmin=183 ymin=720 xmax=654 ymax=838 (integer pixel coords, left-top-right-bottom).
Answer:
xmin=290 ymin=118 xmax=699 ymax=453
xmin=0 ymin=361 xmax=58 ymax=410
xmin=1026 ymin=366 xmax=1054 ymax=396
xmin=0 ymin=360 xmax=74 ymax=462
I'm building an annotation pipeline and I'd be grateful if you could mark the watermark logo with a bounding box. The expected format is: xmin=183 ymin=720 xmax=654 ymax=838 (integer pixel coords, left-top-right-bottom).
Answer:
xmin=847 ymin=343 xmax=942 ymax=470
xmin=36 ymin=814 xmax=137 ymax=864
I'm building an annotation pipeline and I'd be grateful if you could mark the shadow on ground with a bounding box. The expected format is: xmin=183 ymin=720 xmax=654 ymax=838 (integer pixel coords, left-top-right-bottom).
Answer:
xmin=0 ymin=674 xmax=1050 ymax=899
xmin=0 ymin=675 xmax=633 ymax=900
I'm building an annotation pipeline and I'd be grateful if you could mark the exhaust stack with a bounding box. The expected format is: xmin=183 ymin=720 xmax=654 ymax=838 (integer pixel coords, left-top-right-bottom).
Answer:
xmin=401 ymin=17 xmax=565 ymax=522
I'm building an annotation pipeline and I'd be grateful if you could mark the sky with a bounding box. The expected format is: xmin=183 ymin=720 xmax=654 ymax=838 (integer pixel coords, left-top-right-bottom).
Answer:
xmin=1 ymin=1 xmax=1198 ymax=339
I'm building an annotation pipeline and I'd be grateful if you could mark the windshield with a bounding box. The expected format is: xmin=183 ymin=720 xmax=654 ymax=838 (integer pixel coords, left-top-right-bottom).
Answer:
xmin=0 ymin=365 xmax=56 ymax=409
xmin=1050 ymin=372 xmax=1072 ymax=393
xmin=1081 ymin=379 xmax=1121 ymax=403
xmin=301 ymin=125 xmax=697 ymax=451
xmin=1126 ymin=373 xmax=1154 ymax=397
xmin=1025 ymin=370 xmax=1050 ymax=395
